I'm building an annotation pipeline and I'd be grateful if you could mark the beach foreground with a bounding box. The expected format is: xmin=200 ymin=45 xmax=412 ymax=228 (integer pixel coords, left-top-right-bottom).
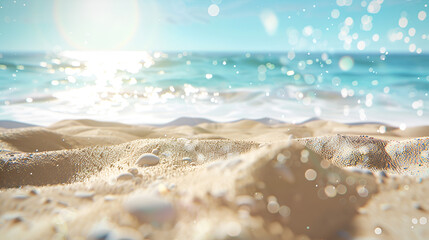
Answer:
xmin=1 ymin=119 xmax=429 ymax=239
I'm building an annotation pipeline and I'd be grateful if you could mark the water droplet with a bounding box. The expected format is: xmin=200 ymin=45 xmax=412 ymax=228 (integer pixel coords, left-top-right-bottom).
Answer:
xmin=399 ymin=17 xmax=408 ymax=28
xmin=367 ymin=1 xmax=382 ymax=14
xmin=374 ymin=227 xmax=382 ymax=235
xmin=357 ymin=41 xmax=366 ymax=51
xmin=279 ymin=205 xmax=291 ymax=217
xmin=345 ymin=17 xmax=354 ymax=26
xmin=409 ymin=43 xmax=416 ymax=52
xmin=305 ymin=169 xmax=317 ymax=181
xmin=324 ymin=185 xmax=337 ymax=198
xmin=418 ymin=11 xmax=427 ymax=21
xmin=336 ymin=184 xmax=348 ymax=195
xmin=267 ymin=201 xmax=280 ymax=213
xmin=409 ymin=28 xmax=416 ymax=37
xmin=357 ymin=186 xmax=369 ymax=197
xmin=331 ymin=9 xmax=340 ymax=19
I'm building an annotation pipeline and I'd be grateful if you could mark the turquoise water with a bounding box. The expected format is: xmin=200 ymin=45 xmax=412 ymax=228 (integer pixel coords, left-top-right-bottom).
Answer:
xmin=0 ymin=51 xmax=428 ymax=127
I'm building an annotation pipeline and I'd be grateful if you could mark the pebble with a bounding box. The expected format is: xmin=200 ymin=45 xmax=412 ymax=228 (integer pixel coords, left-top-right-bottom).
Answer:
xmin=378 ymin=171 xmax=388 ymax=178
xmin=224 ymin=158 xmax=243 ymax=169
xmin=376 ymin=171 xmax=387 ymax=184
xmin=135 ymin=153 xmax=160 ymax=166
xmin=413 ymin=202 xmax=425 ymax=211
xmin=13 ymin=194 xmax=30 ymax=200
xmin=134 ymin=177 xmax=142 ymax=185
xmin=88 ymin=229 xmax=109 ymax=240
xmin=29 ymin=189 xmax=40 ymax=195
xmin=214 ymin=221 xmax=244 ymax=239
xmin=235 ymin=195 xmax=256 ymax=208
xmin=182 ymin=157 xmax=192 ymax=162
xmin=358 ymin=207 xmax=368 ymax=214
xmin=127 ymin=168 xmax=139 ymax=176
xmin=104 ymin=195 xmax=117 ymax=201
xmin=157 ymin=184 xmax=169 ymax=195
xmin=206 ymin=161 xmax=222 ymax=170
xmin=117 ymin=172 xmax=134 ymax=181
xmin=87 ymin=221 xmax=111 ymax=240
xmin=352 ymin=168 xmax=373 ymax=175
xmin=161 ymin=153 xmax=169 ymax=157
xmin=379 ymin=203 xmax=392 ymax=211
xmin=23 ymin=186 xmax=40 ymax=195
xmin=2 ymin=213 xmax=23 ymax=223
xmin=210 ymin=190 xmax=228 ymax=199
xmin=74 ymin=191 xmax=95 ymax=199
xmin=106 ymin=227 xmax=142 ymax=240
xmin=41 ymin=197 xmax=52 ymax=204
xmin=57 ymin=201 xmax=68 ymax=207
xmin=168 ymin=183 xmax=176 ymax=190
xmin=152 ymin=149 xmax=159 ymax=155
xmin=124 ymin=194 xmax=175 ymax=224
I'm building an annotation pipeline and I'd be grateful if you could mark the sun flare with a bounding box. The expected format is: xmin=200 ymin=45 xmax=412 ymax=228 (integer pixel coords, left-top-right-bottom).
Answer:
xmin=53 ymin=0 xmax=140 ymax=50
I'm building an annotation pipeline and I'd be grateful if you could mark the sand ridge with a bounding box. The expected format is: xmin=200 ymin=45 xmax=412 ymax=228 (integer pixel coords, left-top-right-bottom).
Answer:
xmin=299 ymin=135 xmax=429 ymax=174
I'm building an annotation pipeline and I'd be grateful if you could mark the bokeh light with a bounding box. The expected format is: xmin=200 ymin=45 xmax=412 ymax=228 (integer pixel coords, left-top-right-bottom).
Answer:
xmin=208 ymin=4 xmax=220 ymax=17
xmin=339 ymin=56 xmax=354 ymax=71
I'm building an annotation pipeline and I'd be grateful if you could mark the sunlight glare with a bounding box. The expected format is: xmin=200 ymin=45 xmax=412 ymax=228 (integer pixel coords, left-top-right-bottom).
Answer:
xmin=53 ymin=0 xmax=140 ymax=50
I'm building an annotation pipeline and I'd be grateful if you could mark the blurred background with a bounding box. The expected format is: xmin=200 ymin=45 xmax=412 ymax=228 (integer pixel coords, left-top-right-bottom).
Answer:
xmin=0 ymin=0 xmax=428 ymax=126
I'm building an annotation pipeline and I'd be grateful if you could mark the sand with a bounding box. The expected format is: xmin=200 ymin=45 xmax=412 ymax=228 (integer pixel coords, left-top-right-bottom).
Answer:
xmin=1 ymin=119 xmax=429 ymax=239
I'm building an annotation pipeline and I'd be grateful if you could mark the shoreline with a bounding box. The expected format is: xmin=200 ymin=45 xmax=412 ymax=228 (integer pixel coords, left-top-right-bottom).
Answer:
xmin=0 ymin=116 xmax=411 ymax=129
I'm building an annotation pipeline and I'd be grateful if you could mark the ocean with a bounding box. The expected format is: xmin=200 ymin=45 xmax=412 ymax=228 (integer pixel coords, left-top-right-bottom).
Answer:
xmin=0 ymin=51 xmax=428 ymax=127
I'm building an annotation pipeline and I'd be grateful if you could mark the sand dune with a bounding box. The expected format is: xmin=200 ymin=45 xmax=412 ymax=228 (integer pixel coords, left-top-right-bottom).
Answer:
xmin=1 ymin=119 xmax=429 ymax=239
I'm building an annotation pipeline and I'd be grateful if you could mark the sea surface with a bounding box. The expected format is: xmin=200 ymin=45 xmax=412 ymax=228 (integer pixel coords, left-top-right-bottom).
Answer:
xmin=0 ymin=51 xmax=428 ymax=127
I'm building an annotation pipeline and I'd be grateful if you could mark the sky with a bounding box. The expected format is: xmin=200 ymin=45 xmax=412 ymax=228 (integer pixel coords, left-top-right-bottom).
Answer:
xmin=0 ymin=0 xmax=428 ymax=53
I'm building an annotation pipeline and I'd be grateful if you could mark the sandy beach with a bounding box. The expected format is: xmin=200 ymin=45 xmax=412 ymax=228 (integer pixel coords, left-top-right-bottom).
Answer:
xmin=1 ymin=118 xmax=428 ymax=240
xmin=2 ymin=0 xmax=429 ymax=239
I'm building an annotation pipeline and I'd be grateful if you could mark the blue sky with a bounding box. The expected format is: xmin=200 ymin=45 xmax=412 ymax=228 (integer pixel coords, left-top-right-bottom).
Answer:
xmin=0 ymin=0 xmax=428 ymax=52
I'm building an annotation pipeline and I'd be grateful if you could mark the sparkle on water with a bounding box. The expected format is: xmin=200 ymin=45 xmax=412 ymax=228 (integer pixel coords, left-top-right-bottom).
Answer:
xmin=2 ymin=49 xmax=417 ymax=126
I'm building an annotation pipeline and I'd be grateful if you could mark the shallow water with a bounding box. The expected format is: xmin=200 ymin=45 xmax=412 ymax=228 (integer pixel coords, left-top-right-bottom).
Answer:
xmin=0 ymin=51 xmax=428 ymax=126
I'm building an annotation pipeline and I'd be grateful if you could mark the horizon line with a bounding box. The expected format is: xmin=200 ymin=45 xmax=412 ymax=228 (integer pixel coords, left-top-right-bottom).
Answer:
xmin=0 ymin=50 xmax=427 ymax=55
